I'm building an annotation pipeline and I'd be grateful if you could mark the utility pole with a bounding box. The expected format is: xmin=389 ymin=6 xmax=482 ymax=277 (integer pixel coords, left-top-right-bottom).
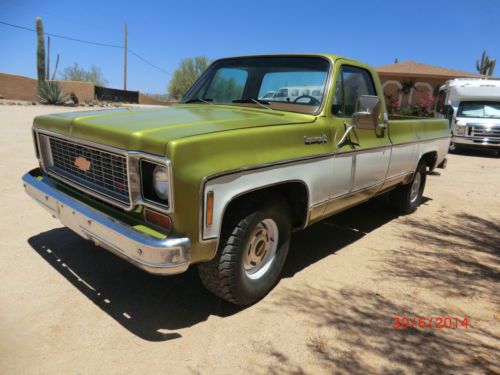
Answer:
xmin=124 ymin=22 xmax=127 ymax=91
xmin=46 ymin=36 xmax=50 ymax=80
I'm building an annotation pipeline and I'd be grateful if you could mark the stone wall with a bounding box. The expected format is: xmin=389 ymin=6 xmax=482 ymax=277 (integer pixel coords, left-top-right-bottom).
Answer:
xmin=56 ymin=80 xmax=95 ymax=102
xmin=138 ymin=93 xmax=172 ymax=105
xmin=0 ymin=72 xmax=167 ymax=105
xmin=0 ymin=73 xmax=95 ymax=102
xmin=0 ymin=73 xmax=38 ymax=101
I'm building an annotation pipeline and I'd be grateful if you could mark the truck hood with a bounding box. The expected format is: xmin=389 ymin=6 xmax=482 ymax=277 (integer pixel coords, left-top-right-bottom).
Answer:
xmin=34 ymin=104 xmax=316 ymax=155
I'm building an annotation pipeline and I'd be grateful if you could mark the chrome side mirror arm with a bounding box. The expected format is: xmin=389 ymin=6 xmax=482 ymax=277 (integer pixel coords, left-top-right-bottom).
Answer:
xmin=379 ymin=112 xmax=389 ymax=129
xmin=337 ymin=122 xmax=360 ymax=148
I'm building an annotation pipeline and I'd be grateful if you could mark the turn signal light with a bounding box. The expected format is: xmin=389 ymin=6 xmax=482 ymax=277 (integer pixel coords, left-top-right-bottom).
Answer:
xmin=145 ymin=208 xmax=172 ymax=230
xmin=206 ymin=191 xmax=214 ymax=226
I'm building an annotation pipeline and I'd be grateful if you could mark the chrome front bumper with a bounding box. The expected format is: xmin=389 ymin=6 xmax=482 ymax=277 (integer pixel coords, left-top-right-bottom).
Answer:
xmin=452 ymin=135 xmax=500 ymax=149
xmin=22 ymin=169 xmax=191 ymax=275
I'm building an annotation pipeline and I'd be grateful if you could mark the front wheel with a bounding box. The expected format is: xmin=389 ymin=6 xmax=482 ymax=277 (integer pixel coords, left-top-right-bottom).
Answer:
xmin=390 ymin=162 xmax=427 ymax=214
xmin=449 ymin=141 xmax=461 ymax=153
xmin=198 ymin=197 xmax=291 ymax=305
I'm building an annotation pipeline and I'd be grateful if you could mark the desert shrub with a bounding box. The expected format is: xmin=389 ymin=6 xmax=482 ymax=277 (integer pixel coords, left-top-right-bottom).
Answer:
xmin=397 ymin=105 xmax=413 ymax=116
xmin=394 ymin=96 xmax=435 ymax=117
xmin=386 ymin=95 xmax=400 ymax=115
xmin=38 ymin=81 xmax=69 ymax=105
xmin=413 ymin=96 xmax=435 ymax=117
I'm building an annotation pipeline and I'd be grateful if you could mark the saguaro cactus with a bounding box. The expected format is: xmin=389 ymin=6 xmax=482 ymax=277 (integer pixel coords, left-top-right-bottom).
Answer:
xmin=487 ymin=59 xmax=496 ymax=77
xmin=36 ymin=17 xmax=46 ymax=88
xmin=476 ymin=50 xmax=496 ymax=76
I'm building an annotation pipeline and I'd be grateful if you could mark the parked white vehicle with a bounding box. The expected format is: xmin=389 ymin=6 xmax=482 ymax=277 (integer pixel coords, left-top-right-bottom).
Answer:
xmin=260 ymin=91 xmax=276 ymax=100
xmin=260 ymin=85 xmax=324 ymax=103
xmin=436 ymin=78 xmax=500 ymax=152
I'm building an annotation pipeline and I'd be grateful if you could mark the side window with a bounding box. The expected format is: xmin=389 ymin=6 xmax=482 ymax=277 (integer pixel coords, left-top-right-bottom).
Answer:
xmin=332 ymin=66 xmax=376 ymax=117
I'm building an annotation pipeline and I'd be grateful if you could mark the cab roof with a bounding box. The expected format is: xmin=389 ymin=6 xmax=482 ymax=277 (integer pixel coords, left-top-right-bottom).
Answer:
xmin=214 ymin=53 xmax=356 ymax=64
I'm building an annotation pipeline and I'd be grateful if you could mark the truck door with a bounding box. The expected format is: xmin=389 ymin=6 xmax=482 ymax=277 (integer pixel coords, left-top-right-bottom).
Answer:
xmin=327 ymin=63 xmax=391 ymax=210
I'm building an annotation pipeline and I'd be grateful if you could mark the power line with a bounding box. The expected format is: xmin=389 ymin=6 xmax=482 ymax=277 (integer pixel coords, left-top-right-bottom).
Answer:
xmin=0 ymin=20 xmax=122 ymax=48
xmin=0 ymin=20 xmax=170 ymax=75
xmin=128 ymin=49 xmax=170 ymax=75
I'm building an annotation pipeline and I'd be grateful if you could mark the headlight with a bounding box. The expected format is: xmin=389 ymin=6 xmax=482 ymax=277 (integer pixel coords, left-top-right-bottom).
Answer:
xmin=153 ymin=165 xmax=169 ymax=200
xmin=455 ymin=125 xmax=465 ymax=136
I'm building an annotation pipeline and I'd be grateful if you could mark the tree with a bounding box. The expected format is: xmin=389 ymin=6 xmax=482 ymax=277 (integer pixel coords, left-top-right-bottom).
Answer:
xmin=36 ymin=17 xmax=46 ymax=89
xmin=168 ymin=56 xmax=209 ymax=99
xmin=206 ymin=76 xmax=244 ymax=102
xmin=59 ymin=63 xmax=108 ymax=86
xmin=476 ymin=51 xmax=496 ymax=77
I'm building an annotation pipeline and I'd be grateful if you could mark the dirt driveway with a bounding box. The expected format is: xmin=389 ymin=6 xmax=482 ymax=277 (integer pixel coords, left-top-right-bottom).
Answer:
xmin=1 ymin=105 xmax=499 ymax=374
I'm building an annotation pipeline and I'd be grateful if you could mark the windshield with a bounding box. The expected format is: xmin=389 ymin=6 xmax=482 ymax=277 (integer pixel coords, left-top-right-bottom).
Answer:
xmin=182 ymin=56 xmax=330 ymax=114
xmin=457 ymin=101 xmax=500 ymax=119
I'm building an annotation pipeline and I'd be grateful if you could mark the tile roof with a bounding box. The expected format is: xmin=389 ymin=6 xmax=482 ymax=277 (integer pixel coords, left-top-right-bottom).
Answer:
xmin=376 ymin=61 xmax=483 ymax=78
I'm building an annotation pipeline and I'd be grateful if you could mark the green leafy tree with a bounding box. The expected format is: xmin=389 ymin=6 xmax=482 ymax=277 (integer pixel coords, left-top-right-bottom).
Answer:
xmin=168 ymin=56 xmax=209 ymax=99
xmin=206 ymin=76 xmax=244 ymax=102
xmin=60 ymin=63 xmax=108 ymax=86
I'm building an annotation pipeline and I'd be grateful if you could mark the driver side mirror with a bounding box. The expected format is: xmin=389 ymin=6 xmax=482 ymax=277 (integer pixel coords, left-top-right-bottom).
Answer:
xmin=352 ymin=95 xmax=381 ymax=130
xmin=442 ymin=104 xmax=454 ymax=120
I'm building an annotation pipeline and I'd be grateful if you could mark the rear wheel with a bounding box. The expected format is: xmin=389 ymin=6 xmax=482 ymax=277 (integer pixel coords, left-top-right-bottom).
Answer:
xmin=390 ymin=162 xmax=427 ymax=214
xmin=198 ymin=196 xmax=291 ymax=305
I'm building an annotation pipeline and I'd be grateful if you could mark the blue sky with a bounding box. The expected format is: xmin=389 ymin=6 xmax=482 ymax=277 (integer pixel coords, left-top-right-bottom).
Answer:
xmin=1 ymin=0 xmax=499 ymax=94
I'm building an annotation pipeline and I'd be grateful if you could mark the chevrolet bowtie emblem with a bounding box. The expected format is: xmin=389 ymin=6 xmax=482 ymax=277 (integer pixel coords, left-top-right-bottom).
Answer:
xmin=74 ymin=156 xmax=91 ymax=172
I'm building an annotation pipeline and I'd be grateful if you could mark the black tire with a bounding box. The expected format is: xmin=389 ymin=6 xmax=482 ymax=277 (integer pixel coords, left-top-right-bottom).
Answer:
xmin=198 ymin=196 xmax=291 ymax=305
xmin=390 ymin=162 xmax=427 ymax=214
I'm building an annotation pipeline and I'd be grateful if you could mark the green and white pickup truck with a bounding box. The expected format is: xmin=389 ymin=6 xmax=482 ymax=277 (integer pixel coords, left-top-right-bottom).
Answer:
xmin=23 ymin=54 xmax=450 ymax=305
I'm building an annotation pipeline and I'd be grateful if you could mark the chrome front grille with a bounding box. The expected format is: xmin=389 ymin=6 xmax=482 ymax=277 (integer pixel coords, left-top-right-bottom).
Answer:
xmin=35 ymin=130 xmax=173 ymax=213
xmin=470 ymin=125 xmax=500 ymax=138
xmin=47 ymin=136 xmax=130 ymax=205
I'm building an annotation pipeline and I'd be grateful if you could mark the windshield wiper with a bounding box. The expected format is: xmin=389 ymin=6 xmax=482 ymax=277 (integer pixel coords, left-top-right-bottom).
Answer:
xmin=232 ymin=98 xmax=272 ymax=110
xmin=184 ymin=98 xmax=214 ymax=104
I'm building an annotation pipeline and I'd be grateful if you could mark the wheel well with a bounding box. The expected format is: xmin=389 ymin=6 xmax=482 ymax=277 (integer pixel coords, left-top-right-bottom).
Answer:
xmin=221 ymin=181 xmax=309 ymax=234
xmin=421 ymin=151 xmax=438 ymax=171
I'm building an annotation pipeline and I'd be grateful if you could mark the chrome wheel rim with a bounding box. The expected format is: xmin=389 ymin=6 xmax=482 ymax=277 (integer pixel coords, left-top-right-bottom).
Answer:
xmin=243 ymin=218 xmax=279 ymax=280
xmin=410 ymin=172 xmax=422 ymax=203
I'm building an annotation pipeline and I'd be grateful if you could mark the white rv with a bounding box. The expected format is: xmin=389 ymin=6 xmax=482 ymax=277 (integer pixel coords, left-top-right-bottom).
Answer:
xmin=436 ymin=78 xmax=500 ymax=153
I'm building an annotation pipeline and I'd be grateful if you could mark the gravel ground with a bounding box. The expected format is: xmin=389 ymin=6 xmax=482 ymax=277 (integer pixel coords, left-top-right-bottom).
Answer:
xmin=1 ymin=105 xmax=499 ymax=375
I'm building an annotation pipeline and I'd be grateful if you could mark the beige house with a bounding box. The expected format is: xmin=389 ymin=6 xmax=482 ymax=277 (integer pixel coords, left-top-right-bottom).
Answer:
xmin=376 ymin=61 xmax=483 ymax=108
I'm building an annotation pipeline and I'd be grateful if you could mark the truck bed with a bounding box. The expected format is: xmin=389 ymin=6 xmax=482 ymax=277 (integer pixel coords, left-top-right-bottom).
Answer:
xmin=388 ymin=116 xmax=450 ymax=145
